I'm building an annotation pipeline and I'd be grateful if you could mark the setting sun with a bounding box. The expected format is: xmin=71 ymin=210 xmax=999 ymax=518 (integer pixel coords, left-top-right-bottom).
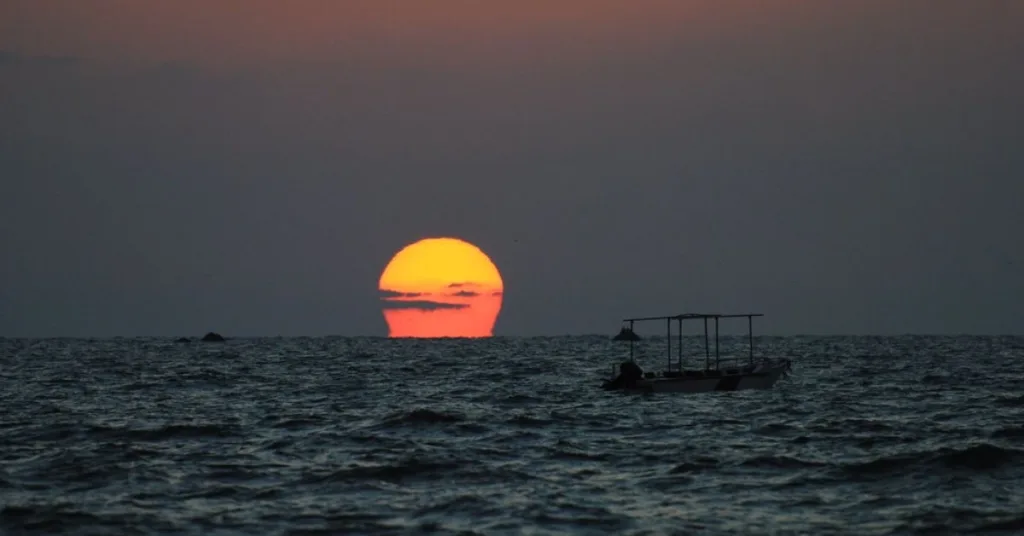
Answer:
xmin=379 ymin=237 xmax=504 ymax=338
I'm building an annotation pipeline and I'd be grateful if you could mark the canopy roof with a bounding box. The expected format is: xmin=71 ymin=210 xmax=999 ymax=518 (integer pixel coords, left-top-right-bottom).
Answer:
xmin=622 ymin=313 xmax=763 ymax=322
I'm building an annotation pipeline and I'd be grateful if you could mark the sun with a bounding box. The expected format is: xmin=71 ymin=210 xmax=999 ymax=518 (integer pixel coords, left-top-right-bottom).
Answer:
xmin=379 ymin=237 xmax=504 ymax=338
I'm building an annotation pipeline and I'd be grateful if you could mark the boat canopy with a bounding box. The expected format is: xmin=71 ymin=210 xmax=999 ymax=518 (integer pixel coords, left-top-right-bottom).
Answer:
xmin=618 ymin=313 xmax=764 ymax=371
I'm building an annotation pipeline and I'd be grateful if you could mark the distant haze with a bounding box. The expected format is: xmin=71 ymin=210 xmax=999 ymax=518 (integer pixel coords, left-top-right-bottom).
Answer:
xmin=1 ymin=1 xmax=1022 ymax=337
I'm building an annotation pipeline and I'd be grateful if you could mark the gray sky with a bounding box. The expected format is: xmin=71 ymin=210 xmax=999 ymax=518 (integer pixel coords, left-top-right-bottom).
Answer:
xmin=1 ymin=1 xmax=1022 ymax=337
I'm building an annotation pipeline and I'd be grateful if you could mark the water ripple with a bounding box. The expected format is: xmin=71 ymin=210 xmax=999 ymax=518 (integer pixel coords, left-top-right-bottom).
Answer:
xmin=1 ymin=335 xmax=1023 ymax=534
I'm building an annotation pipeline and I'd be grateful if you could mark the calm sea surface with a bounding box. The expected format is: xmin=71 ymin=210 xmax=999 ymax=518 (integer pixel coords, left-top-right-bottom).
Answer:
xmin=2 ymin=335 xmax=1023 ymax=535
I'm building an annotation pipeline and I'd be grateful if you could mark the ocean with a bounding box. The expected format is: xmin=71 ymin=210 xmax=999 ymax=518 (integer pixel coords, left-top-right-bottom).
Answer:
xmin=1 ymin=335 xmax=1022 ymax=535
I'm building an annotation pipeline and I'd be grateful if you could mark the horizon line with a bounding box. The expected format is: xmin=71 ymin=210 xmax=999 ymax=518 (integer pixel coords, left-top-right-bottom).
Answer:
xmin=2 ymin=332 xmax=1023 ymax=339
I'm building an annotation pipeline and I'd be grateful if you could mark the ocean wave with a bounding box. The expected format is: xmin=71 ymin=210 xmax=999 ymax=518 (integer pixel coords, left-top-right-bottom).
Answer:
xmin=739 ymin=455 xmax=828 ymax=470
xmin=668 ymin=456 xmax=719 ymax=473
xmin=377 ymin=409 xmax=464 ymax=427
xmin=87 ymin=423 xmax=239 ymax=441
xmin=0 ymin=504 xmax=107 ymax=534
xmin=991 ymin=426 xmax=1024 ymax=440
xmin=507 ymin=414 xmax=553 ymax=427
xmin=310 ymin=459 xmax=463 ymax=484
xmin=973 ymin=515 xmax=1024 ymax=533
xmin=841 ymin=443 xmax=1022 ymax=479
xmin=892 ymin=506 xmax=1024 ymax=534
xmin=3 ymin=335 xmax=1024 ymax=534
xmin=995 ymin=394 xmax=1024 ymax=407
xmin=267 ymin=417 xmax=324 ymax=430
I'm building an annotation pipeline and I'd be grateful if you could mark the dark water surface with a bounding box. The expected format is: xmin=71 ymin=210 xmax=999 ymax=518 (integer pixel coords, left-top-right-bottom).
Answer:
xmin=2 ymin=335 xmax=1023 ymax=535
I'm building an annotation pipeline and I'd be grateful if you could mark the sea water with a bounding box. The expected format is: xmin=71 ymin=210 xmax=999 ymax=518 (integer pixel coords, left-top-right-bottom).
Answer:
xmin=2 ymin=335 xmax=1022 ymax=535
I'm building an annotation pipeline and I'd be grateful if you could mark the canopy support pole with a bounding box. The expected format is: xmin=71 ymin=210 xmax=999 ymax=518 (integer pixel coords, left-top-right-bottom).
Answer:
xmin=748 ymin=316 xmax=754 ymax=365
xmin=666 ymin=317 xmax=671 ymax=372
xmin=715 ymin=316 xmax=720 ymax=369
xmin=703 ymin=317 xmax=710 ymax=370
xmin=677 ymin=317 xmax=683 ymax=372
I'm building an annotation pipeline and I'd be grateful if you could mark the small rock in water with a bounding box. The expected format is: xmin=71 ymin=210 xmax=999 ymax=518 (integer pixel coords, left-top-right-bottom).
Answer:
xmin=201 ymin=332 xmax=225 ymax=342
xmin=176 ymin=337 xmax=191 ymax=343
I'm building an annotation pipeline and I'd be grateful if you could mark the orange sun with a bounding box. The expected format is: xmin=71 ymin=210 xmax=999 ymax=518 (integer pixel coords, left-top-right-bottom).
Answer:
xmin=379 ymin=237 xmax=504 ymax=338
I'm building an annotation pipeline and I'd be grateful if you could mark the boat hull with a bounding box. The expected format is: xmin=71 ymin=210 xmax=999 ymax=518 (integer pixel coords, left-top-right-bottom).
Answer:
xmin=607 ymin=359 xmax=791 ymax=394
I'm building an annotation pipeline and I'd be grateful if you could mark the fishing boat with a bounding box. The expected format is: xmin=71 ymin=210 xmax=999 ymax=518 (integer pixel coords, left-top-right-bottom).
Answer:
xmin=602 ymin=313 xmax=792 ymax=393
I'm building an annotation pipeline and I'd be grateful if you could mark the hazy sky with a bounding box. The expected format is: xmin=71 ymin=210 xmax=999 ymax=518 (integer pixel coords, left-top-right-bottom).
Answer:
xmin=2 ymin=1 xmax=1022 ymax=337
